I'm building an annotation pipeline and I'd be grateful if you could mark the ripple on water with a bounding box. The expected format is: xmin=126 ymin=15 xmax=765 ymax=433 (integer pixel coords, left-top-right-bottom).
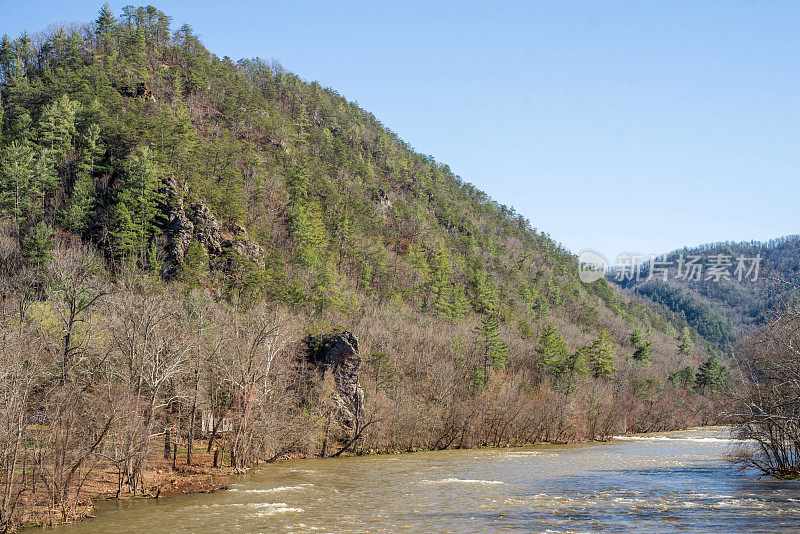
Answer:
xmin=420 ymin=478 xmax=506 ymax=485
xmin=613 ymin=435 xmax=750 ymax=444
xmin=231 ymin=483 xmax=313 ymax=494
xmin=185 ymin=502 xmax=304 ymax=515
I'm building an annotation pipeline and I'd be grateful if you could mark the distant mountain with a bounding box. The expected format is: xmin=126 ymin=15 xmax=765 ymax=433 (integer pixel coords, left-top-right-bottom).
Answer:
xmin=612 ymin=235 xmax=800 ymax=352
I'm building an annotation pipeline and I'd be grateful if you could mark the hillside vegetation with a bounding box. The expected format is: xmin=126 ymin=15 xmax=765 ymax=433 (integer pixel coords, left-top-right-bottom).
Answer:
xmin=0 ymin=5 xmax=728 ymax=528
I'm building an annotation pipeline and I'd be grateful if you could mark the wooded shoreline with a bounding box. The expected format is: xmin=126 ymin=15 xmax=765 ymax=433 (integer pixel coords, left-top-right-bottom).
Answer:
xmin=20 ymin=425 xmax=709 ymax=530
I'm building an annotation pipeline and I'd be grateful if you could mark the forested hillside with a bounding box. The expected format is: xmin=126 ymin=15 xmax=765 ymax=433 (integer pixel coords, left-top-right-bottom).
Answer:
xmin=615 ymin=236 xmax=800 ymax=352
xmin=0 ymin=5 xmax=729 ymax=528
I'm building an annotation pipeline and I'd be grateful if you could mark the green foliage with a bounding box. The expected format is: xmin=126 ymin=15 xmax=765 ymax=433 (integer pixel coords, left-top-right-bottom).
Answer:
xmin=178 ymin=239 xmax=209 ymax=288
xmin=108 ymin=147 xmax=162 ymax=264
xmin=468 ymin=367 xmax=486 ymax=389
xmin=0 ymin=141 xmax=56 ymax=231
xmin=430 ymin=239 xmax=452 ymax=317
xmin=669 ymin=366 xmax=696 ymax=390
xmin=37 ymin=94 xmax=79 ymax=156
xmin=95 ymin=4 xmax=117 ymax=38
xmin=22 ymin=221 xmax=54 ymax=271
xmin=474 ymin=313 xmax=508 ymax=375
xmin=290 ymin=201 xmax=328 ymax=267
xmin=538 ymin=322 xmax=589 ymax=392
xmin=586 ymin=329 xmax=615 ymax=379
xmin=695 ymin=355 xmax=728 ymax=395
xmin=449 ymin=285 xmax=469 ymax=320
xmin=633 ymin=280 xmax=737 ymax=350
xmin=630 ymin=327 xmax=652 ymax=364
xmin=406 ymin=240 xmax=431 ymax=290
xmin=224 ymin=250 xmax=268 ymax=307
xmin=61 ymin=173 xmax=96 ymax=234
xmin=678 ymin=326 xmax=694 ymax=355
xmin=517 ymin=319 xmax=534 ymax=340
xmin=537 ymin=322 xmax=569 ymax=376
xmin=62 ymin=123 xmax=104 ymax=234
xmin=313 ymin=262 xmax=344 ymax=313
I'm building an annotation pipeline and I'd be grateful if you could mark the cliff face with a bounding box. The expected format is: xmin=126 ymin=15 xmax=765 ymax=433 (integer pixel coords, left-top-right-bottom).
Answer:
xmin=162 ymin=177 xmax=263 ymax=278
xmin=305 ymin=331 xmax=364 ymax=429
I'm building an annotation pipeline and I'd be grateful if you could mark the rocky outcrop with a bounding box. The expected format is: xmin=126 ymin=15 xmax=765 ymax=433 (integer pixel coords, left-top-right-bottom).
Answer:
xmin=162 ymin=177 xmax=264 ymax=278
xmin=189 ymin=202 xmax=223 ymax=256
xmin=305 ymin=331 xmax=364 ymax=428
xmin=162 ymin=176 xmax=194 ymax=278
xmin=220 ymin=223 xmax=263 ymax=260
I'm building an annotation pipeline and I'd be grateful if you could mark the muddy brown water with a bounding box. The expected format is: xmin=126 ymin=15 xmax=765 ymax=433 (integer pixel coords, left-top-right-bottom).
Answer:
xmin=52 ymin=427 xmax=800 ymax=533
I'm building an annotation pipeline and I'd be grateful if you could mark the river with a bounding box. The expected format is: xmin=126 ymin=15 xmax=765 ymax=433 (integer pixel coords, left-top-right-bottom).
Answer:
xmin=53 ymin=427 xmax=800 ymax=533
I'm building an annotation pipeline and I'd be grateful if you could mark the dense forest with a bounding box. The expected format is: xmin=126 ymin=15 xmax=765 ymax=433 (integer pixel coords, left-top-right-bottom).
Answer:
xmin=0 ymin=5 xmax=730 ymax=529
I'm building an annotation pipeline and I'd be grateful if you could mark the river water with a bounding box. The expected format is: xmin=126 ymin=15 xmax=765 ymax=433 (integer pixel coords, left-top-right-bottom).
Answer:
xmin=54 ymin=427 xmax=800 ymax=533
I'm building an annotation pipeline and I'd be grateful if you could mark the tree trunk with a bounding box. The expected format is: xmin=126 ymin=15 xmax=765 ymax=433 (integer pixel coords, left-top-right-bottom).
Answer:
xmin=163 ymin=428 xmax=171 ymax=460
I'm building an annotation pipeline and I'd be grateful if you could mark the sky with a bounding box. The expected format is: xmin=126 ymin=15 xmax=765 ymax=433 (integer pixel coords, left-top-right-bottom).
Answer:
xmin=2 ymin=0 xmax=798 ymax=262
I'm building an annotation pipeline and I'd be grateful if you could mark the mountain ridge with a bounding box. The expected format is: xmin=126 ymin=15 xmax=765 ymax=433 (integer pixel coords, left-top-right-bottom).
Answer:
xmin=612 ymin=234 xmax=800 ymax=351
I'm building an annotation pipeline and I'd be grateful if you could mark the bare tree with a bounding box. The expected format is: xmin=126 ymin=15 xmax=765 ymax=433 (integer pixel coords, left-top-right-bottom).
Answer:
xmin=48 ymin=245 xmax=106 ymax=384
xmin=734 ymin=301 xmax=800 ymax=477
xmin=0 ymin=319 xmax=39 ymax=532
xmin=110 ymin=279 xmax=190 ymax=484
xmin=216 ymin=304 xmax=292 ymax=470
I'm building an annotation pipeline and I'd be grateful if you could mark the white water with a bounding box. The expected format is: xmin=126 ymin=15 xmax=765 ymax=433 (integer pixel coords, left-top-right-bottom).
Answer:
xmin=54 ymin=427 xmax=800 ymax=533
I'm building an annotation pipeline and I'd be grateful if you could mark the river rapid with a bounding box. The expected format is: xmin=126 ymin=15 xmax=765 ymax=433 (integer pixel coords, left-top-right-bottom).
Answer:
xmin=53 ymin=427 xmax=800 ymax=533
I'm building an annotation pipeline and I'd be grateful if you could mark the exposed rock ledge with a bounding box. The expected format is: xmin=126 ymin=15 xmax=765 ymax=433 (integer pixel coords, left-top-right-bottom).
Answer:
xmin=304 ymin=331 xmax=365 ymax=429
xmin=162 ymin=176 xmax=263 ymax=278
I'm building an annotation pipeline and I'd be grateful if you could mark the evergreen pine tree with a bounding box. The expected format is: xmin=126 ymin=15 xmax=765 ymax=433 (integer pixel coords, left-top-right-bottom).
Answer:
xmin=37 ymin=94 xmax=80 ymax=156
xmin=695 ymin=355 xmax=727 ymax=394
xmin=537 ymin=322 xmax=569 ymax=377
xmin=109 ymin=146 xmax=161 ymax=264
xmin=95 ymin=3 xmax=117 ymax=37
xmin=588 ymin=329 xmax=615 ymax=379
xmin=474 ymin=313 xmax=508 ymax=377
xmin=631 ymin=327 xmax=652 ymax=364
xmin=431 ymin=239 xmax=452 ymax=317
xmin=450 ymin=285 xmax=469 ymax=320
xmin=678 ymin=327 xmax=694 ymax=355
xmin=62 ymin=124 xmax=103 ymax=234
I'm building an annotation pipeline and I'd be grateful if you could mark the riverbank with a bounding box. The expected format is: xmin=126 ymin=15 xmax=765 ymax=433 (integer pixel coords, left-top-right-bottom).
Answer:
xmin=18 ymin=445 xmax=233 ymax=529
xmin=19 ymin=425 xmax=704 ymax=531
xmin=47 ymin=427 xmax=793 ymax=534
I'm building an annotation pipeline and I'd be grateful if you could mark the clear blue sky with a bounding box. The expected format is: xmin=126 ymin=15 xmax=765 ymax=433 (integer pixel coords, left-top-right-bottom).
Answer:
xmin=3 ymin=1 xmax=799 ymax=261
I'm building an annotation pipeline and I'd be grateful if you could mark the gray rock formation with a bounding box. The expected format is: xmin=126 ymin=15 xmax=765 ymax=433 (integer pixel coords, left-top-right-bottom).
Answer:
xmin=161 ymin=177 xmax=264 ymax=278
xmin=305 ymin=331 xmax=365 ymax=428
xmin=221 ymin=223 xmax=264 ymax=260
xmin=189 ymin=202 xmax=223 ymax=256
xmin=162 ymin=176 xmax=194 ymax=277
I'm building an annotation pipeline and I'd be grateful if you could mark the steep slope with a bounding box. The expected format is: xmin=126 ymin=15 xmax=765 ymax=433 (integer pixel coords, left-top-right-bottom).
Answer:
xmin=0 ymin=6 xmax=732 ymax=527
